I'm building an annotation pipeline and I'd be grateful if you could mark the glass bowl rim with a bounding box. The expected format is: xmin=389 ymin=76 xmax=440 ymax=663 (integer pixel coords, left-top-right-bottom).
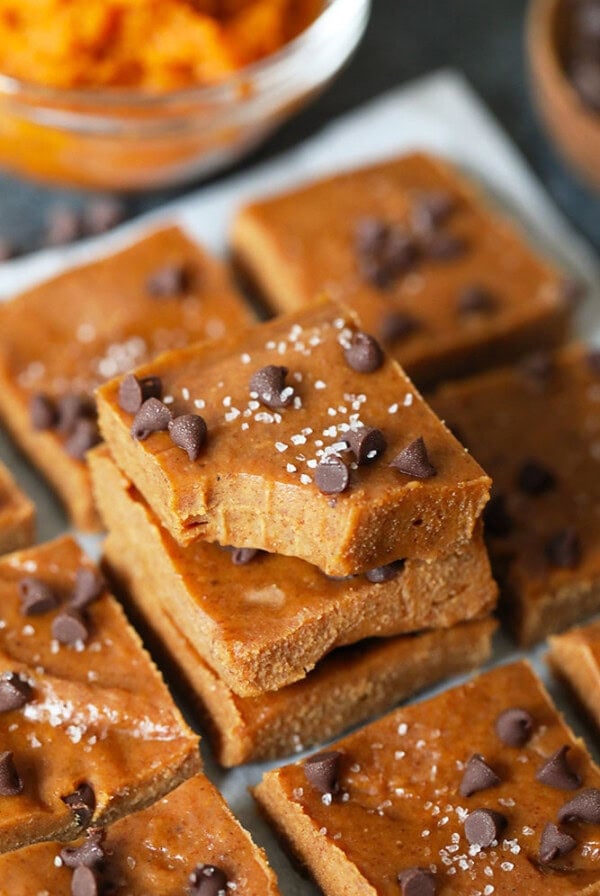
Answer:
xmin=0 ymin=0 xmax=365 ymax=108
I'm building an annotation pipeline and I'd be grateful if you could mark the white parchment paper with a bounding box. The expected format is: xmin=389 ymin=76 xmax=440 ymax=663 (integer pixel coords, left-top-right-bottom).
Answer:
xmin=0 ymin=70 xmax=597 ymax=894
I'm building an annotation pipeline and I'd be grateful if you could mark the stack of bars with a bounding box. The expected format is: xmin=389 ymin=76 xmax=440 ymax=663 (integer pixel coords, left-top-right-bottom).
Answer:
xmin=1 ymin=148 xmax=600 ymax=895
xmin=90 ymin=295 xmax=495 ymax=766
xmin=0 ymin=150 xmax=591 ymax=772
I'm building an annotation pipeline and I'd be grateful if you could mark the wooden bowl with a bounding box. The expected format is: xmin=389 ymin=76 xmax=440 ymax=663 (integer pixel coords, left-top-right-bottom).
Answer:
xmin=528 ymin=0 xmax=600 ymax=189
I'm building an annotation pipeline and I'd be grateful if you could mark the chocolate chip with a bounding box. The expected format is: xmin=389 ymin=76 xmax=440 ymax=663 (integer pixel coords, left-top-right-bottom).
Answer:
xmin=52 ymin=610 xmax=89 ymax=646
xmin=460 ymin=754 xmax=501 ymax=797
xmin=188 ymin=864 xmax=228 ymax=896
xmin=0 ymin=751 xmax=23 ymax=796
xmin=464 ymin=809 xmax=507 ymax=847
xmin=131 ymin=398 xmax=172 ymax=440
xmin=344 ymin=331 xmax=384 ymax=373
xmin=538 ymin=822 xmax=577 ymax=863
xmin=379 ymin=310 xmax=420 ymax=344
xmin=61 ymin=829 xmax=105 ymax=869
xmin=45 ymin=206 xmax=81 ymax=247
xmin=536 ymin=745 xmax=582 ymax=791
xmin=314 ymin=455 xmax=350 ymax=495
xmin=0 ymin=673 xmax=33 ymax=712
xmin=573 ymin=0 xmax=600 ymax=40
xmin=424 ymin=232 xmax=467 ymax=260
xmin=146 ymin=263 xmax=190 ymax=297
xmin=65 ymin=419 xmax=101 ymax=460
xmin=30 ymin=393 xmax=58 ymax=430
xmin=365 ymin=559 xmax=405 ymax=583
xmin=398 ymin=867 xmax=436 ymax=896
xmin=587 ymin=349 xmax=600 ymax=376
xmin=519 ymin=351 xmax=555 ymax=388
xmin=71 ymin=568 xmax=105 ymax=612
xmin=71 ymin=865 xmax=100 ymax=896
xmin=249 ymin=365 xmax=294 ymax=409
xmin=354 ymin=217 xmax=387 ymax=255
xmin=545 ymin=527 xmax=582 ymax=569
xmin=62 ymin=783 xmax=96 ymax=828
xmin=118 ymin=374 xmax=162 ymax=414
xmin=231 ymin=548 xmax=261 ymax=565
xmin=168 ymin=414 xmax=207 ymax=461
xmin=411 ymin=190 xmax=456 ymax=235
xmin=483 ymin=494 xmax=513 ymax=538
xmin=558 ymin=788 xmax=600 ymax=825
xmin=346 ymin=425 xmax=387 ymax=465
xmin=495 ymin=707 xmax=534 ymax=746
xmin=571 ymin=59 xmax=600 ymax=112
xmin=19 ymin=577 xmax=59 ymax=615
xmin=304 ymin=750 xmax=342 ymax=795
xmin=516 ymin=459 xmax=556 ymax=496
xmin=457 ymin=284 xmax=497 ymax=315
xmin=83 ymin=197 xmax=125 ymax=236
xmin=560 ymin=276 xmax=585 ymax=309
xmin=390 ymin=437 xmax=436 ymax=479
xmin=0 ymin=237 xmax=16 ymax=262
xmin=355 ymin=218 xmax=417 ymax=288
xmin=57 ymin=394 xmax=96 ymax=435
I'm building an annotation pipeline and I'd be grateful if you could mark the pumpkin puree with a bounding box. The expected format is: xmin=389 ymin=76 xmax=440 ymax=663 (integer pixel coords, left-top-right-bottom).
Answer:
xmin=0 ymin=0 xmax=322 ymax=91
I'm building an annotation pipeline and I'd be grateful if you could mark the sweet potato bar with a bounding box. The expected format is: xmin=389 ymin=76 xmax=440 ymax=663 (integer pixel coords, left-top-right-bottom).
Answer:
xmin=232 ymin=152 xmax=573 ymax=388
xmin=0 ymin=535 xmax=200 ymax=853
xmin=255 ymin=661 xmax=600 ymax=896
xmin=89 ymin=445 xmax=495 ymax=695
xmin=0 ymin=225 xmax=253 ymax=530
xmin=97 ymin=299 xmax=490 ymax=575
xmin=431 ymin=344 xmax=600 ymax=644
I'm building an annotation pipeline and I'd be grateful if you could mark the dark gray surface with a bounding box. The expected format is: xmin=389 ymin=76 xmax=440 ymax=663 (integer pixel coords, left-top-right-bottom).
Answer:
xmin=1 ymin=0 xmax=599 ymax=254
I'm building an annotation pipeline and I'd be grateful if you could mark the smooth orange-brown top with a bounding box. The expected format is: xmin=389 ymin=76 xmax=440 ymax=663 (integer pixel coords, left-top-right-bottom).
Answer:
xmin=0 ymin=226 xmax=252 ymax=399
xmin=0 ymin=774 xmax=280 ymax=894
xmin=0 ymin=226 xmax=252 ymax=468
xmin=0 ymin=535 xmax=198 ymax=847
xmin=0 ymin=0 xmax=321 ymax=91
xmin=263 ymin=661 xmax=600 ymax=895
xmin=234 ymin=153 xmax=570 ymax=385
xmin=431 ymin=344 xmax=600 ymax=616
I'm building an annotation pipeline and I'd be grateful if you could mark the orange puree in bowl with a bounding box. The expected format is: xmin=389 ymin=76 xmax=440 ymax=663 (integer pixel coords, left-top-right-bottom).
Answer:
xmin=0 ymin=0 xmax=322 ymax=91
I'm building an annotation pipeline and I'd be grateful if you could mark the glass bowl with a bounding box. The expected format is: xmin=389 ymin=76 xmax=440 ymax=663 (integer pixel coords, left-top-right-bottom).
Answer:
xmin=0 ymin=0 xmax=370 ymax=191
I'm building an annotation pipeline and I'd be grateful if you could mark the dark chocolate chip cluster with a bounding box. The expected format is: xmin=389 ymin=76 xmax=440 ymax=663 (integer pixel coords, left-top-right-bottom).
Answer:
xmin=30 ymin=392 xmax=100 ymax=460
